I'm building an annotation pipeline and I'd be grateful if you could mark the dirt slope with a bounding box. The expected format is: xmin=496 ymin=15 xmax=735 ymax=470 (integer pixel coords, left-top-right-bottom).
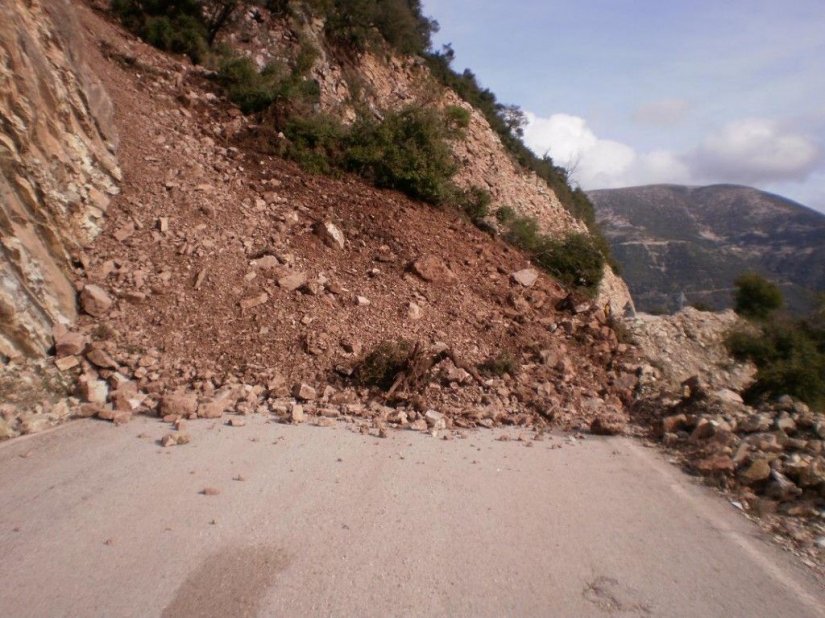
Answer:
xmin=0 ymin=2 xmax=639 ymax=440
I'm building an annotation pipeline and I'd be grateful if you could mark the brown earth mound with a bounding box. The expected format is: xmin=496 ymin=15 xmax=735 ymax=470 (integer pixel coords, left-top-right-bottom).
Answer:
xmin=4 ymin=2 xmax=638 ymax=439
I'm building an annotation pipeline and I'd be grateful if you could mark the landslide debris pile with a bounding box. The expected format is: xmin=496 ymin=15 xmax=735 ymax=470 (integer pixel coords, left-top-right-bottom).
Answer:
xmin=630 ymin=309 xmax=825 ymax=561
xmin=0 ymin=1 xmax=639 ymax=439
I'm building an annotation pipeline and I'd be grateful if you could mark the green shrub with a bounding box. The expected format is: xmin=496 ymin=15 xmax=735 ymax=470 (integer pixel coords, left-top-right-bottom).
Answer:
xmin=533 ymin=233 xmax=605 ymax=292
xmin=502 ymin=214 xmax=605 ymax=293
xmin=281 ymin=113 xmax=346 ymax=175
xmin=294 ymin=36 xmax=320 ymax=74
xmin=112 ymin=0 xmax=248 ymax=62
xmin=270 ymin=104 xmax=464 ymax=202
xmin=356 ymin=340 xmax=412 ymax=390
xmin=726 ymin=328 xmax=776 ymax=361
xmin=264 ymin=0 xmax=291 ymax=16
xmin=455 ymin=186 xmax=491 ymax=222
xmin=112 ymin=0 xmax=213 ymax=63
xmin=444 ymin=105 xmax=471 ymax=130
xmin=309 ymin=0 xmax=437 ymax=56
xmin=727 ymin=316 xmax=825 ymax=409
xmin=504 ymin=214 xmax=542 ymax=250
xmin=216 ymin=47 xmax=320 ymax=116
xmin=344 ymin=107 xmax=461 ymax=204
xmin=478 ymin=352 xmax=518 ymax=377
xmin=733 ymin=273 xmax=783 ymax=320
xmin=217 ymin=56 xmax=282 ymax=113
xmin=495 ymin=205 xmax=516 ymax=224
xmin=144 ymin=15 xmax=201 ymax=58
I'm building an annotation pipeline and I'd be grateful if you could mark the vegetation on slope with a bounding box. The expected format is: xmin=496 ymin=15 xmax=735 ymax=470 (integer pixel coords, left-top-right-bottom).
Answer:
xmin=423 ymin=45 xmax=615 ymax=267
xmin=502 ymin=212 xmax=605 ymax=293
xmin=726 ymin=274 xmax=825 ymax=409
xmin=111 ymin=0 xmax=611 ymax=292
xmin=733 ymin=273 xmax=784 ymax=320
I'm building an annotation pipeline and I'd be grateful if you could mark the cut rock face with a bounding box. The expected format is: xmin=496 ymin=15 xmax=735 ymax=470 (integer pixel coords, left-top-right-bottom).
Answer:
xmin=0 ymin=0 xmax=120 ymax=358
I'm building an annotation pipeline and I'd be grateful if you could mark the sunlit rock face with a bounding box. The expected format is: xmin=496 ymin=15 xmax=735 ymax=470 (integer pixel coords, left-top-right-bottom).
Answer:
xmin=0 ymin=0 xmax=120 ymax=358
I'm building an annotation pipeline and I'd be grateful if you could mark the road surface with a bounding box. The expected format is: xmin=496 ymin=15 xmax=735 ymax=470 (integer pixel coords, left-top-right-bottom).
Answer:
xmin=0 ymin=416 xmax=822 ymax=617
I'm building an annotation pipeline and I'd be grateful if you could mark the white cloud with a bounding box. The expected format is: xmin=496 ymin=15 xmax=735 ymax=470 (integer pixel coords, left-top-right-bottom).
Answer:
xmin=689 ymin=118 xmax=822 ymax=183
xmin=522 ymin=112 xmax=689 ymax=189
xmin=633 ymin=99 xmax=691 ymax=126
xmin=523 ymin=112 xmax=822 ymax=192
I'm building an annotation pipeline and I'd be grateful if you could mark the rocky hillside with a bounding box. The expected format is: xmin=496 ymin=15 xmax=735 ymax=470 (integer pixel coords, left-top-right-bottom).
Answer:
xmin=589 ymin=184 xmax=825 ymax=314
xmin=0 ymin=0 xmax=631 ymax=364
xmin=0 ymin=0 xmax=636 ymax=440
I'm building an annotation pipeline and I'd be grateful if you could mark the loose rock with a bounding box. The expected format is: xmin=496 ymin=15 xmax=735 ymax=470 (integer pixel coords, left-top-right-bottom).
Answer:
xmin=511 ymin=268 xmax=539 ymax=288
xmin=80 ymin=285 xmax=113 ymax=317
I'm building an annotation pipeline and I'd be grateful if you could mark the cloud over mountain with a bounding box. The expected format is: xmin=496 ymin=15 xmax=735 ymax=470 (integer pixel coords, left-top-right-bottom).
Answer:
xmin=523 ymin=112 xmax=689 ymax=189
xmin=524 ymin=112 xmax=823 ymax=199
xmin=688 ymin=118 xmax=822 ymax=183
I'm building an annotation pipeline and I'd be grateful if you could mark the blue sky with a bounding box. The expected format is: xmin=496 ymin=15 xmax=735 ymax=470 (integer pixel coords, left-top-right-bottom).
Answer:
xmin=422 ymin=0 xmax=825 ymax=212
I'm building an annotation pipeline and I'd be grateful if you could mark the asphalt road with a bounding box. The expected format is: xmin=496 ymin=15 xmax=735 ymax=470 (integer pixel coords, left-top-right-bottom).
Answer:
xmin=0 ymin=416 xmax=822 ymax=617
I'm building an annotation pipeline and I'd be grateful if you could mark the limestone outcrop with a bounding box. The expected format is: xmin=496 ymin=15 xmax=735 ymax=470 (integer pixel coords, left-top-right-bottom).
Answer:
xmin=0 ymin=0 xmax=120 ymax=359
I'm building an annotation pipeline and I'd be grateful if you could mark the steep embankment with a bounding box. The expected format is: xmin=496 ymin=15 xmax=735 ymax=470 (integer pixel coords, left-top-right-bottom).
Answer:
xmin=0 ymin=1 xmax=637 ymax=439
xmin=589 ymin=184 xmax=825 ymax=314
xmin=204 ymin=8 xmax=633 ymax=315
xmin=0 ymin=0 xmax=120 ymax=359
xmin=225 ymin=15 xmax=580 ymax=235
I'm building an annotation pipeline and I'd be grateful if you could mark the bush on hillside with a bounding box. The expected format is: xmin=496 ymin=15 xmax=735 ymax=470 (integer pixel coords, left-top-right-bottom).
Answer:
xmin=355 ymin=340 xmax=412 ymax=390
xmin=280 ymin=113 xmax=346 ymax=175
xmin=344 ymin=107 xmax=462 ymax=204
xmin=443 ymin=105 xmax=471 ymax=130
xmin=306 ymin=0 xmax=437 ymax=55
xmin=733 ymin=273 xmax=783 ymax=320
xmin=112 ymin=0 xmax=241 ymax=63
xmin=455 ymin=186 xmax=492 ymax=222
xmin=259 ymin=105 xmax=464 ymax=205
xmin=533 ymin=233 xmax=606 ymax=292
xmin=727 ymin=317 xmax=825 ymax=409
xmin=502 ymin=213 xmax=605 ymax=293
xmin=495 ymin=205 xmax=516 ymax=224
xmin=216 ymin=56 xmax=285 ymax=113
xmin=726 ymin=279 xmax=825 ymax=409
xmin=216 ymin=40 xmax=320 ymax=115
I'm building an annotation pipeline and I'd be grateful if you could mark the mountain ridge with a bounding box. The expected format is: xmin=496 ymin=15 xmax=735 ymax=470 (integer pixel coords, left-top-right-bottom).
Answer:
xmin=588 ymin=183 xmax=825 ymax=314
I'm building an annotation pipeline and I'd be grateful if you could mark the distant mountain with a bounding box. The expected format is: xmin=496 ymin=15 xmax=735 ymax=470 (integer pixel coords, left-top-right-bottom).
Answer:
xmin=588 ymin=184 xmax=825 ymax=314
